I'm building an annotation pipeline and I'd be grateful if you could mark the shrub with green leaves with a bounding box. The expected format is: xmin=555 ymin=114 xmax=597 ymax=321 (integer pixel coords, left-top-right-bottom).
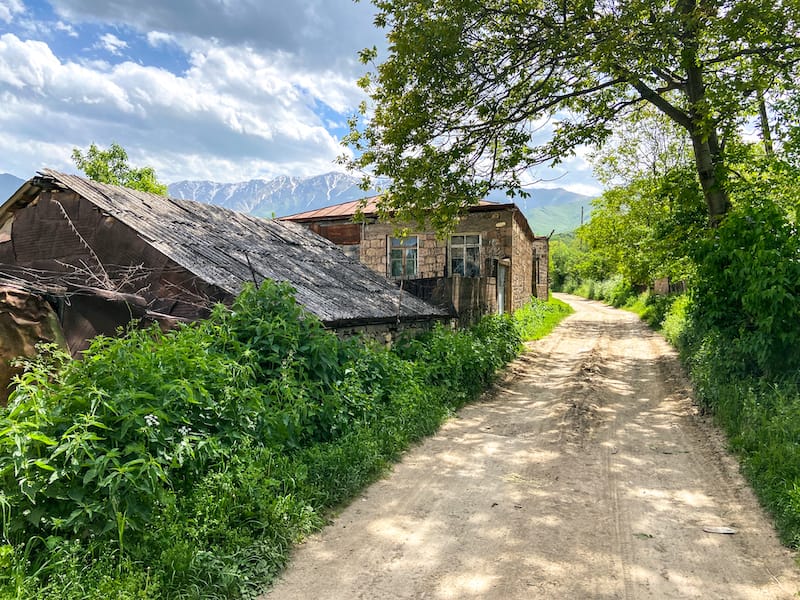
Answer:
xmin=691 ymin=195 xmax=800 ymax=378
xmin=513 ymin=296 xmax=574 ymax=341
xmin=0 ymin=279 xmax=537 ymax=599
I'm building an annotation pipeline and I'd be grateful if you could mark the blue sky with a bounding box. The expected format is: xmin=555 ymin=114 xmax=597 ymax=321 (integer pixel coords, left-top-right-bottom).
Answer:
xmin=0 ymin=0 xmax=601 ymax=194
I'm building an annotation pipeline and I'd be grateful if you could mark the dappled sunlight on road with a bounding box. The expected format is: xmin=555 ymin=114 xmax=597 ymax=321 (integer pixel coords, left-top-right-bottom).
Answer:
xmin=263 ymin=294 xmax=800 ymax=600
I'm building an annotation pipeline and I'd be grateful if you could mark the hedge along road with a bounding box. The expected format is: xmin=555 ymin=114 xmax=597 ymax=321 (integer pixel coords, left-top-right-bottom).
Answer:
xmin=262 ymin=294 xmax=800 ymax=599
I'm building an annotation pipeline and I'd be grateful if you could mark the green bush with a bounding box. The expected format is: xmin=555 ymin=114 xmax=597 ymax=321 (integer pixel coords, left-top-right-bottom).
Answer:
xmin=677 ymin=192 xmax=800 ymax=547
xmin=660 ymin=294 xmax=690 ymax=348
xmin=0 ymin=280 xmax=529 ymax=599
xmin=691 ymin=195 xmax=800 ymax=378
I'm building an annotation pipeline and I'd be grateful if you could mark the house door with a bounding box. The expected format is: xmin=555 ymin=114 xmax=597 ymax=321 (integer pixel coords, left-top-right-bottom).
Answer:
xmin=497 ymin=264 xmax=507 ymax=315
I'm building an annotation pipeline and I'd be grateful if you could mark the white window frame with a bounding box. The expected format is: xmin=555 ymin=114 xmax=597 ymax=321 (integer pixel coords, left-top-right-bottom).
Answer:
xmin=449 ymin=234 xmax=481 ymax=277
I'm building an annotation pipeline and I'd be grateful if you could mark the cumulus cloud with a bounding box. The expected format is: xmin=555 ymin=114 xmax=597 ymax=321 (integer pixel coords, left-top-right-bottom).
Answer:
xmin=0 ymin=0 xmax=601 ymax=191
xmin=54 ymin=20 xmax=79 ymax=37
xmin=0 ymin=32 xmax=354 ymax=182
xmin=48 ymin=0 xmax=384 ymax=70
xmin=146 ymin=30 xmax=175 ymax=47
xmin=97 ymin=32 xmax=128 ymax=55
xmin=0 ymin=0 xmax=24 ymax=23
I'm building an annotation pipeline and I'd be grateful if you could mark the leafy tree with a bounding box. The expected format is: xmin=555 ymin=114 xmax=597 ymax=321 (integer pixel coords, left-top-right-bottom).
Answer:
xmin=548 ymin=234 xmax=584 ymax=291
xmin=578 ymin=168 xmax=705 ymax=287
xmin=71 ymin=142 xmax=168 ymax=195
xmin=591 ymin=106 xmax=693 ymax=187
xmin=345 ymin=0 xmax=800 ymax=228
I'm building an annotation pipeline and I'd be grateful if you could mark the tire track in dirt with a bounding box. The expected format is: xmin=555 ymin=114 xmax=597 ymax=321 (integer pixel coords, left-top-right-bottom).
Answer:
xmin=262 ymin=295 xmax=800 ymax=599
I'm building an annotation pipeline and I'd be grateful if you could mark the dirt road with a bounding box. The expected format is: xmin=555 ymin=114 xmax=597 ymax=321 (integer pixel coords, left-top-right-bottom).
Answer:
xmin=263 ymin=295 xmax=800 ymax=599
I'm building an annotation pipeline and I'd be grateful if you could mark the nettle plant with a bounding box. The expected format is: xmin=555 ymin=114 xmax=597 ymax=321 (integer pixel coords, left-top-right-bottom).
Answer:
xmin=0 ymin=281 xmax=357 ymax=543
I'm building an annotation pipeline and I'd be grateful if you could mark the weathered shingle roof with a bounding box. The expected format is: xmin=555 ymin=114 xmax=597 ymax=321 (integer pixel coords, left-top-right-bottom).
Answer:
xmin=3 ymin=170 xmax=447 ymax=326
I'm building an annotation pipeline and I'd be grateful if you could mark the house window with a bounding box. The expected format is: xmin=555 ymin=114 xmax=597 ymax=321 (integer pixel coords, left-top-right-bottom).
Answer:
xmin=450 ymin=234 xmax=481 ymax=276
xmin=389 ymin=236 xmax=418 ymax=277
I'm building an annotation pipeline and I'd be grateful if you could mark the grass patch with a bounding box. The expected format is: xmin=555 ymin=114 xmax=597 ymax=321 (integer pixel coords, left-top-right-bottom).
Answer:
xmin=513 ymin=296 xmax=574 ymax=341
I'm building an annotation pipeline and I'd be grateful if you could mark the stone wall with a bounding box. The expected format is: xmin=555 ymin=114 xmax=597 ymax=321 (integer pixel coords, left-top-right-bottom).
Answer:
xmin=334 ymin=316 xmax=450 ymax=345
xmin=511 ymin=216 xmax=534 ymax=309
xmin=533 ymin=237 xmax=550 ymax=300
xmin=304 ymin=206 xmax=549 ymax=318
xmin=360 ymin=209 xmax=517 ymax=281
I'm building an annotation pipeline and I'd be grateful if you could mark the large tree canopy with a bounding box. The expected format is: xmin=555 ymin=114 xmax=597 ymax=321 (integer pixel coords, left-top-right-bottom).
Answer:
xmin=345 ymin=0 xmax=800 ymax=228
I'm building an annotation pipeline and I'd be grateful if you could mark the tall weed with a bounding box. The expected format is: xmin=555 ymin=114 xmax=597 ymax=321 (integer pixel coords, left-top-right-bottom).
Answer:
xmin=0 ymin=280 xmax=537 ymax=599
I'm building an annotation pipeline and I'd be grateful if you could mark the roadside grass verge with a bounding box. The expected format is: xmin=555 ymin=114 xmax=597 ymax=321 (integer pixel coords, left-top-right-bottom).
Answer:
xmin=513 ymin=296 xmax=574 ymax=341
xmin=0 ymin=285 xmax=567 ymax=599
xmin=568 ymin=275 xmax=800 ymax=548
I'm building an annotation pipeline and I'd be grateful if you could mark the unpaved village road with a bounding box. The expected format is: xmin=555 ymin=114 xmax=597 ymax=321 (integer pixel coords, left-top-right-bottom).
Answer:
xmin=263 ymin=295 xmax=800 ymax=599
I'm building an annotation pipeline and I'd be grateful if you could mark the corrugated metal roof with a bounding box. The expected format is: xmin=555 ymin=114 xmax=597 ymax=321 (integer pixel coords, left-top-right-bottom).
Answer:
xmin=282 ymin=196 xmax=500 ymax=223
xmin=11 ymin=170 xmax=446 ymax=326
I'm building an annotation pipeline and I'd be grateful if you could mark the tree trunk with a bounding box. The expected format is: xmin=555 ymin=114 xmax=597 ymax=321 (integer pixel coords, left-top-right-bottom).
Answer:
xmin=677 ymin=0 xmax=730 ymax=225
xmin=758 ymin=92 xmax=774 ymax=158
xmin=690 ymin=132 xmax=730 ymax=225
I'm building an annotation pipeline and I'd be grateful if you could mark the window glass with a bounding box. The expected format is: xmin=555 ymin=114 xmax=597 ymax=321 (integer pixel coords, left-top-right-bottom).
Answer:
xmin=450 ymin=234 xmax=481 ymax=276
xmin=389 ymin=236 xmax=418 ymax=277
xmin=465 ymin=246 xmax=481 ymax=276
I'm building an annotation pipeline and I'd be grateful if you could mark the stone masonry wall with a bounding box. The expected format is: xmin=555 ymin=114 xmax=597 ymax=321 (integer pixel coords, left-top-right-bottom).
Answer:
xmin=533 ymin=237 xmax=550 ymax=300
xmin=360 ymin=209 xmax=516 ymax=281
xmin=511 ymin=216 xmax=534 ymax=310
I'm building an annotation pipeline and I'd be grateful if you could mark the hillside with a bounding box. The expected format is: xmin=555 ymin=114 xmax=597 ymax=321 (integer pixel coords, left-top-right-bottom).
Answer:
xmin=169 ymin=172 xmax=594 ymax=234
xmin=0 ymin=173 xmax=24 ymax=201
xmin=486 ymin=188 xmax=593 ymax=235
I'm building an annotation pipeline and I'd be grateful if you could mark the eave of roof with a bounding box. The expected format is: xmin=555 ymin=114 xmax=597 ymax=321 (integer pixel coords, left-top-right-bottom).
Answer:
xmin=281 ymin=197 xmax=504 ymax=223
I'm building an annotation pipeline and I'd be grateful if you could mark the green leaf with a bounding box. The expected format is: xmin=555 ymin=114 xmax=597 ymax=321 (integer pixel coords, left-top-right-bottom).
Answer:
xmin=29 ymin=432 xmax=59 ymax=446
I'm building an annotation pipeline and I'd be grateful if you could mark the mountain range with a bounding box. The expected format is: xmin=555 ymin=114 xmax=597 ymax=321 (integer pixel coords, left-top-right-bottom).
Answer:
xmin=168 ymin=172 xmax=594 ymax=235
xmin=1 ymin=171 xmax=593 ymax=235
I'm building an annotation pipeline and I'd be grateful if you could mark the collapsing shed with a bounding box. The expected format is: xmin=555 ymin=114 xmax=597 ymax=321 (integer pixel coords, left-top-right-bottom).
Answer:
xmin=0 ymin=170 xmax=447 ymax=394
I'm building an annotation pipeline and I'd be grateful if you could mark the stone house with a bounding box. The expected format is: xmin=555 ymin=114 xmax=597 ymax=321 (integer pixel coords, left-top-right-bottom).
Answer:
xmin=282 ymin=197 xmax=549 ymax=323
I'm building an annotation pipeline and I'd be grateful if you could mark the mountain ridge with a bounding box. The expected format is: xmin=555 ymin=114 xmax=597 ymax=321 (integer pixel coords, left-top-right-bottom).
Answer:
xmin=169 ymin=172 xmax=594 ymax=234
xmin=0 ymin=173 xmax=25 ymax=202
xmin=0 ymin=171 xmax=592 ymax=234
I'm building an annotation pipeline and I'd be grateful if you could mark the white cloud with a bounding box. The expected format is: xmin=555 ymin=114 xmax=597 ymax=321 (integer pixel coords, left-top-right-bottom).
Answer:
xmin=0 ymin=32 xmax=354 ymax=182
xmin=47 ymin=0 xmax=384 ymax=70
xmin=54 ymin=21 xmax=78 ymax=37
xmin=98 ymin=32 xmax=128 ymax=55
xmin=146 ymin=31 xmax=175 ymax=47
xmin=0 ymin=0 xmax=24 ymax=24
xmin=0 ymin=0 xmax=602 ymax=192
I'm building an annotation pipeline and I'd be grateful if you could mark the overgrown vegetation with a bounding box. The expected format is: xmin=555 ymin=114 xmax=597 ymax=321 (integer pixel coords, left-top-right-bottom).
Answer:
xmin=553 ymin=136 xmax=800 ymax=547
xmin=0 ymin=282 xmax=567 ymax=599
xmin=513 ymin=296 xmax=573 ymax=341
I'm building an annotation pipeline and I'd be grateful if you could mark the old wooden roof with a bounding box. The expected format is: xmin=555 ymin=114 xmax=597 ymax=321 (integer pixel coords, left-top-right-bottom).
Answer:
xmin=2 ymin=170 xmax=447 ymax=327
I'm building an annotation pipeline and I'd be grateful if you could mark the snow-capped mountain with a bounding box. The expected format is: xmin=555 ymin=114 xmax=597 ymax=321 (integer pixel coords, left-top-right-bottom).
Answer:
xmin=169 ymin=171 xmax=594 ymax=234
xmin=168 ymin=172 xmax=382 ymax=218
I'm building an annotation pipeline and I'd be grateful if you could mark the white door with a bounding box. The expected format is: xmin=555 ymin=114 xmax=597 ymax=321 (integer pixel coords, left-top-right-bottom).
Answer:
xmin=497 ymin=264 xmax=507 ymax=315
